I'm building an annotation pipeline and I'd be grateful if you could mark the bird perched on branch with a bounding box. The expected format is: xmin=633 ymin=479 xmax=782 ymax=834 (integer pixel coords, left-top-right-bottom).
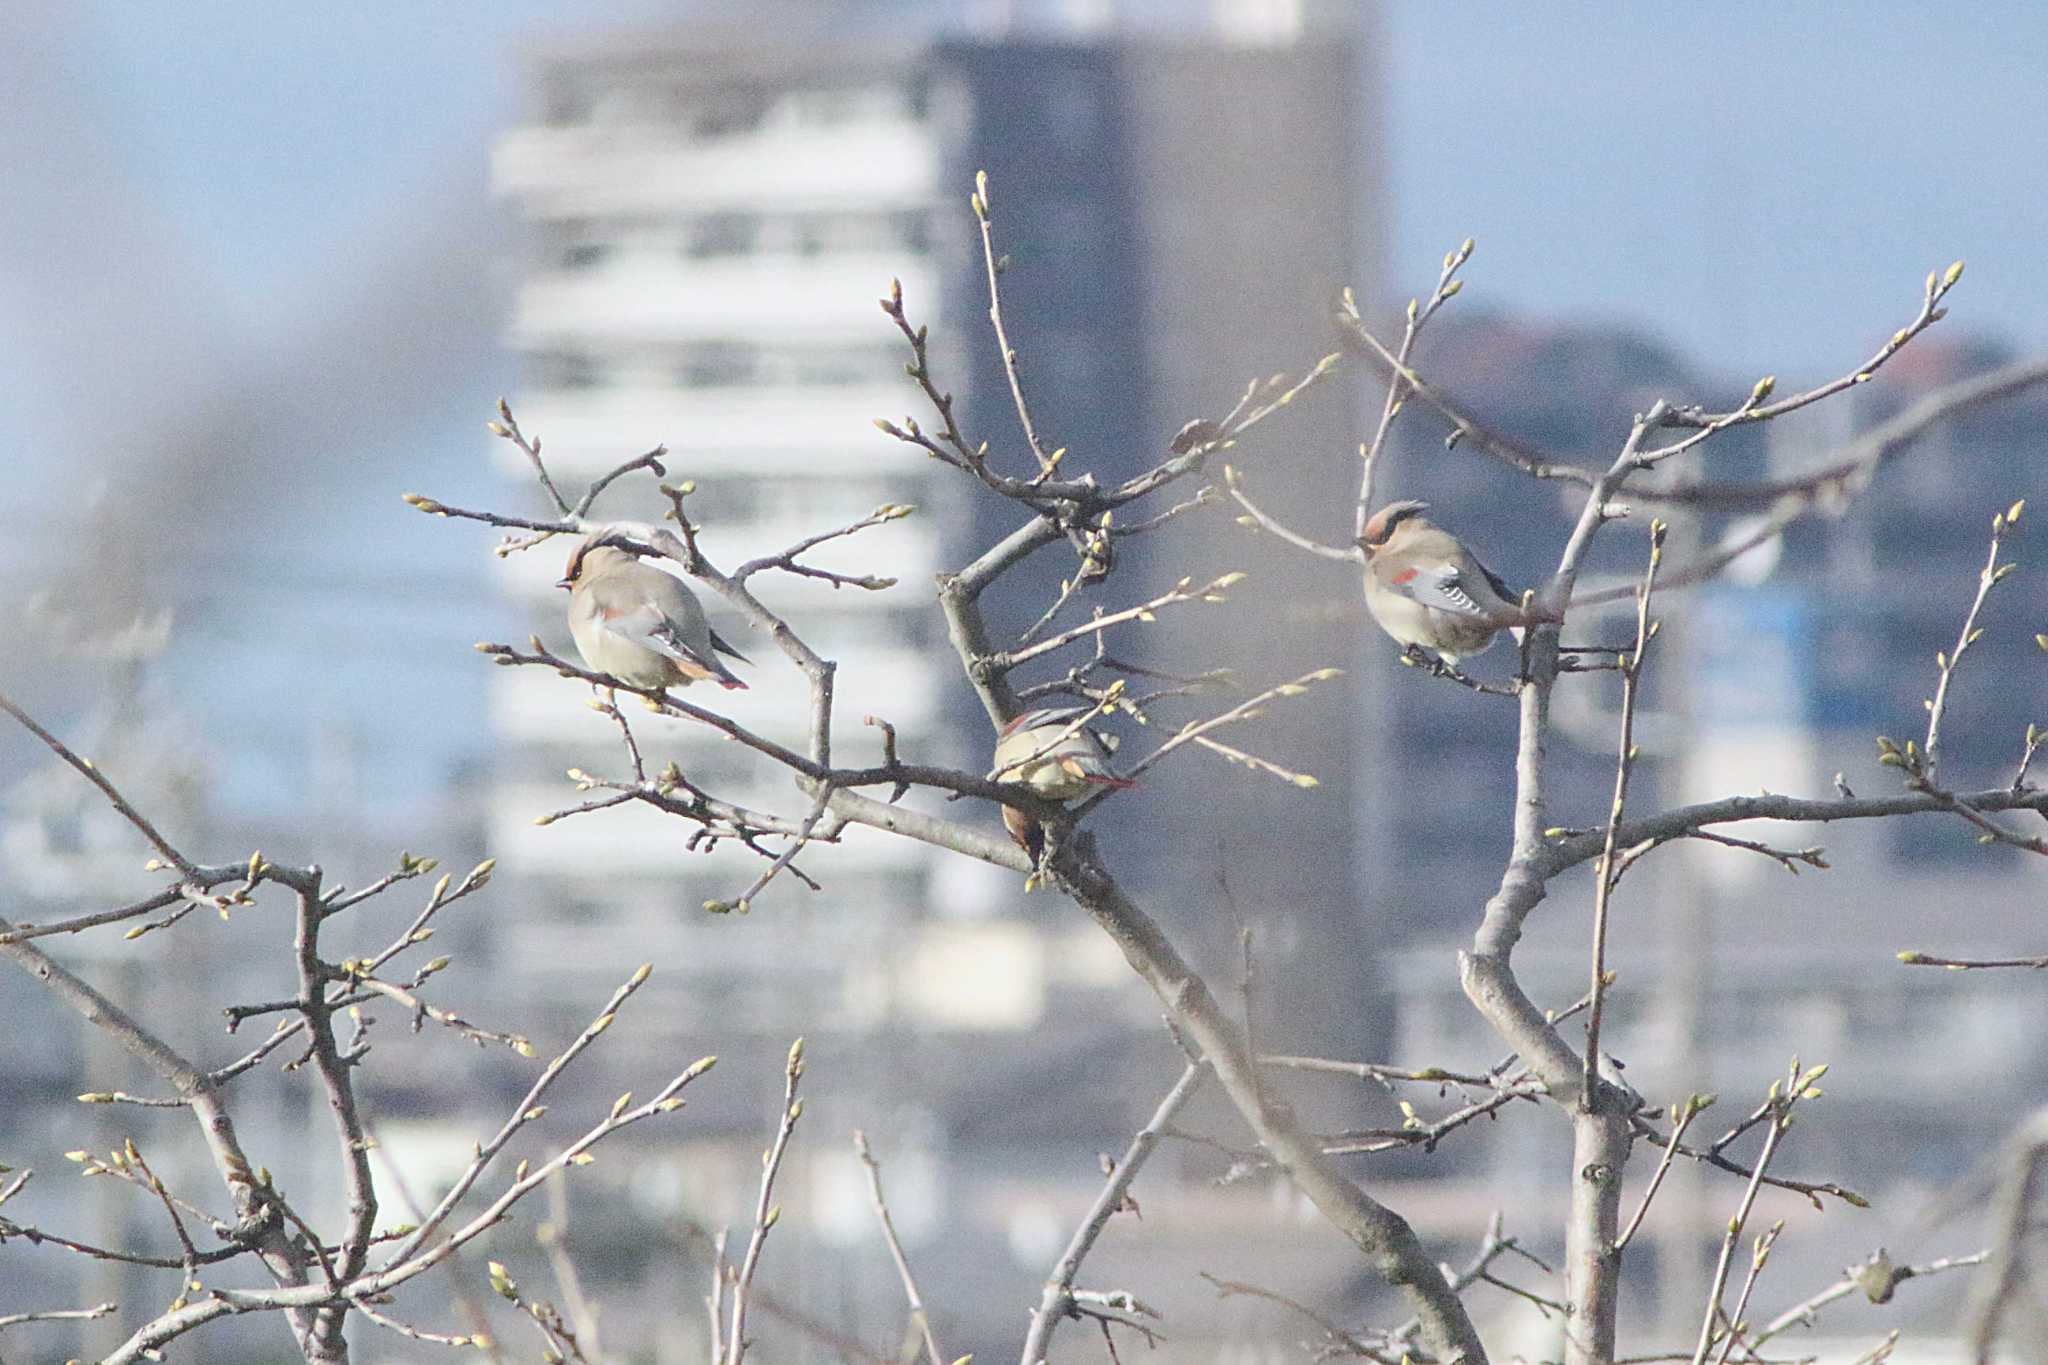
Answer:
xmin=1358 ymin=500 xmax=1559 ymax=665
xmin=560 ymin=528 xmax=750 ymax=692
xmin=991 ymin=706 xmax=1133 ymax=860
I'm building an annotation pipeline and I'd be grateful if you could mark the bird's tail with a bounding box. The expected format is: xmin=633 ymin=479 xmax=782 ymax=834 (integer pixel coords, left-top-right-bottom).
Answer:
xmin=1002 ymin=804 xmax=1045 ymax=862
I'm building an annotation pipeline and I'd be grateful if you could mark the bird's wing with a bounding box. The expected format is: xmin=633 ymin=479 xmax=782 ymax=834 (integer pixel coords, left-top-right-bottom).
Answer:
xmin=1382 ymin=559 xmax=1502 ymax=619
xmin=1467 ymin=553 xmax=1518 ymax=608
xmin=599 ymin=601 xmax=724 ymax=673
xmin=999 ymin=705 xmax=1088 ymax=737
xmin=708 ymin=627 xmax=752 ymax=665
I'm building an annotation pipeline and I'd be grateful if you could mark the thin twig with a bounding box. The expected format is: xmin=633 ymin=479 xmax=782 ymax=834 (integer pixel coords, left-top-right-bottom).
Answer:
xmin=725 ymin=1039 xmax=805 ymax=1365
xmin=1022 ymin=1063 xmax=1205 ymax=1365
xmin=1711 ymin=1218 xmax=1784 ymax=1365
xmin=488 ymin=399 xmax=573 ymax=516
xmin=1897 ymin=950 xmax=2048 ymax=970
xmin=972 ymin=169 xmax=1059 ymax=478
xmin=1583 ymin=521 xmax=1666 ymax=1104
xmin=853 ymin=1131 xmax=944 ymax=1365
xmin=1220 ymin=465 xmax=1357 ymax=563
xmin=1966 ymin=1108 xmax=2048 ymax=1361
xmin=1615 ymin=1096 xmax=1705 ymax=1253
xmin=0 ymin=690 xmax=202 ymax=877
xmin=0 ymin=1303 xmax=119 ymax=1330
xmin=1750 ymin=1248 xmax=1986 ymax=1348
xmin=1691 ymin=1081 xmax=1808 ymax=1365
xmin=1352 ymin=237 xmax=1472 ymax=530
xmin=386 ymin=964 xmax=668 ymax=1266
xmin=1114 ymin=668 xmax=1344 ymax=789
xmin=991 ymin=572 xmax=1247 ymax=670
xmin=1924 ymin=501 xmax=2022 ymax=784
xmin=1199 ymin=1273 xmax=1394 ymax=1362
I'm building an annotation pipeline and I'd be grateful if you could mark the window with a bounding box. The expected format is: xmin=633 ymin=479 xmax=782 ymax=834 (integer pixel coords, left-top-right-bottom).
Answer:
xmin=666 ymin=343 xmax=897 ymax=391
xmin=783 ymin=347 xmax=897 ymax=387
xmin=789 ymin=210 xmax=933 ymax=258
xmin=676 ymin=343 xmax=756 ymax=389
xmin=686 ymin=212 xmax=760 ymax=259
xmin=537 ymin=219 xmax=624 ymax=272
xmin=690 ymin=89 xmax=768 ymax=140
xmin=894 ymin=210 xmax=932 ymax=255
xmin=529 ymin=351 xmax=605 ymax=391
xmin=538 ymin=73 xmax=590 ymax=127
xmin=787 ymin=83 xmax=906 ymax=128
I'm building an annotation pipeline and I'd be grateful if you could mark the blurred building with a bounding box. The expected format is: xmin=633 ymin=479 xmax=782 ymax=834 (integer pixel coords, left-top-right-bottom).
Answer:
xmin=484 ymin=7 xmax=1379 ymax=1363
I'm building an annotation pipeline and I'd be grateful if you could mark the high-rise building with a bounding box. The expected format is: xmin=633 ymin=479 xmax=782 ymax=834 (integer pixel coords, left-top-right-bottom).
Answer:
xmin=485 ymin=8 xmax=1381 ymax=1361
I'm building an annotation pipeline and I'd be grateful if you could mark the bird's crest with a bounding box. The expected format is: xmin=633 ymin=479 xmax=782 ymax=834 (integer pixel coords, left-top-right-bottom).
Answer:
xmin=559 ymin=524 xmax=642 ymax=588
xmin=1359 ymin=500 xmax=1431 ymax=550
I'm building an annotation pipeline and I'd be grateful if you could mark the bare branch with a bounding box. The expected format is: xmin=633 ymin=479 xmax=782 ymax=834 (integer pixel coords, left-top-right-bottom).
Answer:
xmin=1049 ymin=839 xmax=1489 ymax=1363
xmin=1349 ymin=237 xmax=1472 ymax=531
xmin=1583 ymin=522 xmax=1668 ymax=1103
xmin=1023 ymin=1063 xmax=1205 ymax=1365
xmin=1615 ymin=1095 xmax=1707 ymax=1254
xmin=991 ymin=572 xmax=1249 ymax=671
xmin=1924 ymin=502 xmax=2023 ymax=784
xmin=0 ymin=689 xmax=203 ymax=878
xmin=1199 ymin=1272 xmax=1397 ymax=1363
xmin=1896 ymin=949 xmax=2048 ymax=971
xmin=1114 ymin=668 xmax=1344 ymax=791
xmin=1690 ymin=1098 xmax=1792 ymax=1365
xmin=1542 ymin=785 xmax=2048 ymax=879
xmin=1966 ymin=1107 xmax=2048 ymax=1361
xmin=487 ymin=399 xmax=573 ymax=516
xmin=711 ymin=786 xmax=835 ymax=915
xmin=725 ymin=1039 xmax=805 ymax=1365
xmin=0 ymin=1302 xmax=118 ymax=1330
xmin=1750 ymin=1248 xmax=1986 ymax=1349
xmin=973 ymin=169 xmax=1060 ymax=479
xmin=1657 ymin=259 xmax=1967 ymax=443
xmin=386 ymin=964 xmax=672 ymax=1266
xmin=734 ymin=502 xmax=914 ymax=590
xmin=854 ymin=1131 xmax=945 ymax=1365
xmin=1627 ymin=1107 xmax=1863 ymax=1210
xmin=573 ymin=443 xmax=668 ymax=516
xmin=1220 ymin=464 xmax=1358 ymax=563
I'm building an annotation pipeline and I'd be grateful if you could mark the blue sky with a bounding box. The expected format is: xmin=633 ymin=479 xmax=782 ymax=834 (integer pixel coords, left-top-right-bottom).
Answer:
xmin=4 ymin=0 xmax=2045 ymax=824
xmin=1379 ymin=4 xmax=2048 ymax=375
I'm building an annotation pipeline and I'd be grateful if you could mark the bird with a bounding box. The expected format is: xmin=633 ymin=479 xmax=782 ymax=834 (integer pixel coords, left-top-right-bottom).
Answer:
xmin=990 ymin=706 xmax=1134 ymax=859
xmin=1358 ymin=500 xmax=1559 ymax=665
xmin=559 ymin=528 xmax=750 ymax=692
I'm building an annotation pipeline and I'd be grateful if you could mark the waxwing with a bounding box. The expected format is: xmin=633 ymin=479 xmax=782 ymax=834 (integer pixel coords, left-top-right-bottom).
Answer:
xmin=559 ymin=529 xmax=750 ymax=692
xmin=1358 ymin=500 xmax=1559 ymax=664
xmin=991 ymin=706 xmax=1133 ymax=859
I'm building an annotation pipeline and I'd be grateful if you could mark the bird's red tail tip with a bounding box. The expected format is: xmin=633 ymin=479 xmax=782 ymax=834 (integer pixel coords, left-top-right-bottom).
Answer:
xmin=720 ymin=678 xmax=749 ymax=691
xmin=1084 ymin=774 xmax=1137 ymax=789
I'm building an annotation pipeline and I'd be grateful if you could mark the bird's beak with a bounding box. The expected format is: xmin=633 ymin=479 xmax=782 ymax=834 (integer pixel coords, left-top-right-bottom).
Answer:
xmin=555 ymin=578 xmax=574 ymax=591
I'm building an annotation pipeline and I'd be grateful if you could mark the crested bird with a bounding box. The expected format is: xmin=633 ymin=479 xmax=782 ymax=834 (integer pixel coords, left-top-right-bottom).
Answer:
xmin=1358 ymin=500 xmax=1559 ymax=665
xmin=560 ymin=529 xmax=750 ymax=692
xmin=991 ymin=706 xmax=1133 ymax=860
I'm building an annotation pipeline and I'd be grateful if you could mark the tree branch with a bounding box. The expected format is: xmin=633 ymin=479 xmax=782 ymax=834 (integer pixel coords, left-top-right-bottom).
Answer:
xmin=1022 ymin=1062 xmax=1205 ymax=1365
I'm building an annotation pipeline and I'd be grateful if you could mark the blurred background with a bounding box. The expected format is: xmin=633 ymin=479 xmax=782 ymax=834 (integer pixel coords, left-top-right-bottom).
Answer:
xmin=3 ymin=1 xmax=2046 ymax=1361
